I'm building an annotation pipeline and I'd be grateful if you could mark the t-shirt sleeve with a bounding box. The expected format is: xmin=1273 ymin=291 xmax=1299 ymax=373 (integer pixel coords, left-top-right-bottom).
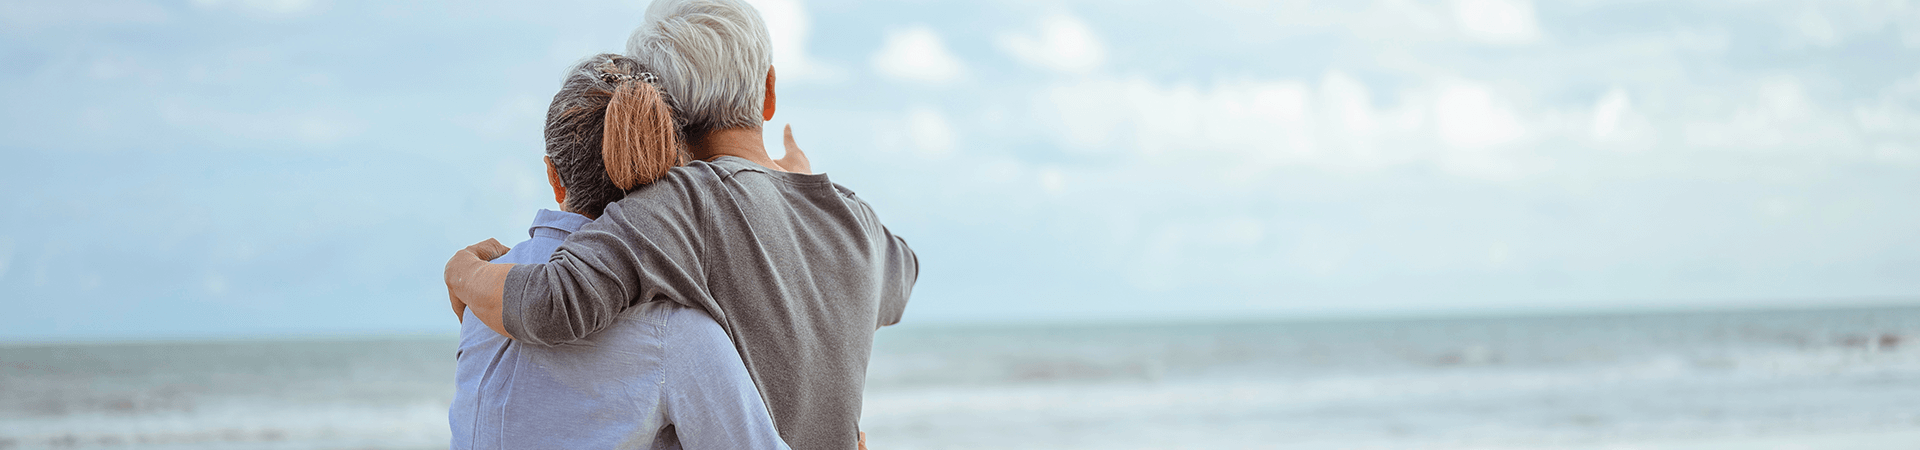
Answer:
xmin=876 ymin=228 xmax=916 ymax=328
xmin=844 ymin=192 xmax=917 ymax=328
xmin=500 ymin=176 xmax=715 ymax=347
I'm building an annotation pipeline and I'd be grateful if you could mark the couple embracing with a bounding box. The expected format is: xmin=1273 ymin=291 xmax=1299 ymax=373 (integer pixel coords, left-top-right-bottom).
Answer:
xmin=440 ymin=0 xmax=919 ymax=449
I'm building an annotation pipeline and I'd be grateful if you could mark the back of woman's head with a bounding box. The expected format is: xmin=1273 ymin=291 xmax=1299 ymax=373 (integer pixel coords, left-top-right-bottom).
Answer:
xmin=545 ymin=53 xmax=689 ymax=218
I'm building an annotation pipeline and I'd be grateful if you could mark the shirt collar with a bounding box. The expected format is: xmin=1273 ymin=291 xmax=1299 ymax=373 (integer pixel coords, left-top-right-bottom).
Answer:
xmin=529 ymin=209 xmax=591 ymax=241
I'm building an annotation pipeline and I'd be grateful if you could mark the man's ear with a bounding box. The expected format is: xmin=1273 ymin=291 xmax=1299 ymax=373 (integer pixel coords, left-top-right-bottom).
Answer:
xmin=762 ymin=65 xmax=776 ymax=122
xmin=545 ymin=156 xmax=568 ymax=207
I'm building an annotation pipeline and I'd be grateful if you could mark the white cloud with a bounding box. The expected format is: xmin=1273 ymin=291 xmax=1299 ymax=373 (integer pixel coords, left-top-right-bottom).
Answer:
xmin=1588 ymin=87 xmax=1654 ymax=150
xmin=1591 ymin=88 xmax=1632 ymax=139
xmin=875 ymin=105 xmax=959 ymax=159
xmin=1322 ymin=72 xmax=1378 ymax=136
xmin=1033 ymin=76 xmax=1317 ymax=161
xmin=747 ymin=0 xmax=842 ymax=82
xmin=996 ymin=13 xmax=1106 ymax=74
xmin=1434 ymin=83 xmax=1524 ymax=149
xmin=1039 ymin=168 xmax=1067 ymax=196
xmin=870 ymin=25 xmax=967 ymax=85
xmin=1028 ymin=72 xmax=1554 ymax=180
xmin=1773 ymin=1 xmax=1920 ymax=48
xmin=1452 ymin=0 xmax=1541 ymax=44
xmin=1787 ymin=7 xmax=1841 ymax=47
xmin=1427 ymin=82 xmax=1531 ymax=179
xmin=1682 ymin=77 xmax=1849 ymax=151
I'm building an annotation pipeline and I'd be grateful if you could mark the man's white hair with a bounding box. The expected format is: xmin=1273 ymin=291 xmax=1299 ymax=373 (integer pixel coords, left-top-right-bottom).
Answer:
xmin=628 ymin=0 xmax=773 ymax=135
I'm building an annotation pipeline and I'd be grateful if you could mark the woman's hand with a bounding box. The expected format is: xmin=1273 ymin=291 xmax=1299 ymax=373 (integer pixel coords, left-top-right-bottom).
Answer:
xmin=774 ymin=124 xmax=811 ymax=174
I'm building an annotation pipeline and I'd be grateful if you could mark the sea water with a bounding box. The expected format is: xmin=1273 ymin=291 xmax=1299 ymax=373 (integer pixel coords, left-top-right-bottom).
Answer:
xmin=4 ymin=306 xmax=1920 ymax=449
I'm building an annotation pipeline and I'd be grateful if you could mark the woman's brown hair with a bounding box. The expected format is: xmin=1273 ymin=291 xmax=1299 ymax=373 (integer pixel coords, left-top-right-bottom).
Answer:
xmin=544 ymin=54 xmax=689 ymax=218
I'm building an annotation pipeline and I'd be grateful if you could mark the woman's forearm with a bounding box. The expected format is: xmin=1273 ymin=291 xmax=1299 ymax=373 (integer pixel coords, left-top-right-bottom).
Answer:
xmin=445 ymin=239 xmax=516 ymax=338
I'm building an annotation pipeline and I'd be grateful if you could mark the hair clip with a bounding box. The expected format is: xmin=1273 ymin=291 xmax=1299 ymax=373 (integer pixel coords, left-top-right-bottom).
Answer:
xmin=597 ymin=72 xmax=661 ymax=86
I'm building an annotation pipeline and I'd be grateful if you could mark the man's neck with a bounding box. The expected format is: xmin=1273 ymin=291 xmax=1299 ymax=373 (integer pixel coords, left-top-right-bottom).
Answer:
xmin=692 ymin=127 xmax=783 ymax=171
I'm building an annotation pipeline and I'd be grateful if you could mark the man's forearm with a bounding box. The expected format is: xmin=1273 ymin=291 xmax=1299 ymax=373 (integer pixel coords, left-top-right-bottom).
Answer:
xmin=445 ymin=240 xmax=516 ymax=338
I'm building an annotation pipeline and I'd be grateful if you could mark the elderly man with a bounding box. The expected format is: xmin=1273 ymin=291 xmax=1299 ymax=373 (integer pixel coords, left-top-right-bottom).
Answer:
xmin=445 ymin=0 xmax=918 ymax=449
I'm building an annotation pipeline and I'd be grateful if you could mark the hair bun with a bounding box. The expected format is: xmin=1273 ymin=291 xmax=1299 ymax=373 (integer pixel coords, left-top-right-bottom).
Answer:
xmin=601 ymin=71 xmax=686 ymax=190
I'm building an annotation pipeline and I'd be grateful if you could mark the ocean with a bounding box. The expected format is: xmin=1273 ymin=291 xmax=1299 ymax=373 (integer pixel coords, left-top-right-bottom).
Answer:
xmin=4 ymin=306 xmax=1919 ymax=449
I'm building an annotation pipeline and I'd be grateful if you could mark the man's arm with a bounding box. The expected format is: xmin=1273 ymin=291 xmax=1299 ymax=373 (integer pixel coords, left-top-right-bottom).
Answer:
xmin=875 ymin=229 xmax=916 ymax=328
xmin=445 ymin=189 xmax=711 ymax=346
xmin=443 ymin=228 xmax=658 ymax=344
xmin=445 ymin=239 xmax=515 ymax=337
xmin=844 ymin=195 xmax=917 ymax=329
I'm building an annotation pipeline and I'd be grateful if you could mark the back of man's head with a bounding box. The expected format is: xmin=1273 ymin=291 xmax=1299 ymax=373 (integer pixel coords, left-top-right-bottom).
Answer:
xmin=628 ymin=0 xmax=773 ymax=137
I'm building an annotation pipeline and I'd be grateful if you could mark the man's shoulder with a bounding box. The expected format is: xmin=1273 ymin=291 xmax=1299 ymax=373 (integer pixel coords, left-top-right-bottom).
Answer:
xmin=601 ymin=166 xmax=713 ymax=222
xmin=603 ymin=158 xmax=874 ymax=228
xmin=669 ymin=158 xmax=754 ymax=183
xmin=622 ymin=160 xmax=732 ymax=199
xmin=613 ymin=159 xmax=832 ymax=203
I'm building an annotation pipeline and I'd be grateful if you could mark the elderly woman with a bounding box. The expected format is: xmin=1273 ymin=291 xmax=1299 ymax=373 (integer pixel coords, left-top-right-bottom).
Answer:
xmin=445 ymin=1 xmax=918 ymax=449
xmin=448 ymin=53 xmax=802 ymax=449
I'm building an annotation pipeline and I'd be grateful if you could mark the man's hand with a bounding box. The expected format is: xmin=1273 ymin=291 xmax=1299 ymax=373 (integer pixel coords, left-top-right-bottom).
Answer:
xmin=467 ymin=238 xmax=513 ymax=261
xmin=774 ymin=124 xmax=811 ymax=174
xmin=446 ymin=239 xmax=511 ymax=326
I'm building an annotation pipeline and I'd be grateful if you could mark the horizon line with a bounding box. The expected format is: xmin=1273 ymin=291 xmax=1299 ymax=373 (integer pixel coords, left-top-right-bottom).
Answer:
xmin=4 ymin=295 xmax=1916 ymax=347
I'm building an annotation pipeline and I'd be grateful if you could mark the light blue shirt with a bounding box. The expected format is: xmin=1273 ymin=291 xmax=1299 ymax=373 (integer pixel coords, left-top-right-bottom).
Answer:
xmin=451 ymin=209 xmax=788 ymax=450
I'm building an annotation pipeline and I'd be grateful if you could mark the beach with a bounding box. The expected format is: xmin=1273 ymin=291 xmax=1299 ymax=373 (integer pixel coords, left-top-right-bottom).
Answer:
xmin=4 ymin=305 xmax=1919 ymax=449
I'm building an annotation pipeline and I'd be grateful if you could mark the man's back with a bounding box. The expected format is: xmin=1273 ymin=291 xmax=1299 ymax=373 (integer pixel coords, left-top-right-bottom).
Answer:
xmin=503 ymin=156 xmax=919 ymax=450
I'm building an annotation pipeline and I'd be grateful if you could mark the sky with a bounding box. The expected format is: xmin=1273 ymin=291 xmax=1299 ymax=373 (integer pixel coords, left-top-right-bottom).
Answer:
xmin=1 ymin=0 xmax=1918 ymax=341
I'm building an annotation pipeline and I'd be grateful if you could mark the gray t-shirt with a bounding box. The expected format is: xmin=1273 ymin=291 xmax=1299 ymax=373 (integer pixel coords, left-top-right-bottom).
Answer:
xmin=503 ymin=156 xmax=918 ymax=450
